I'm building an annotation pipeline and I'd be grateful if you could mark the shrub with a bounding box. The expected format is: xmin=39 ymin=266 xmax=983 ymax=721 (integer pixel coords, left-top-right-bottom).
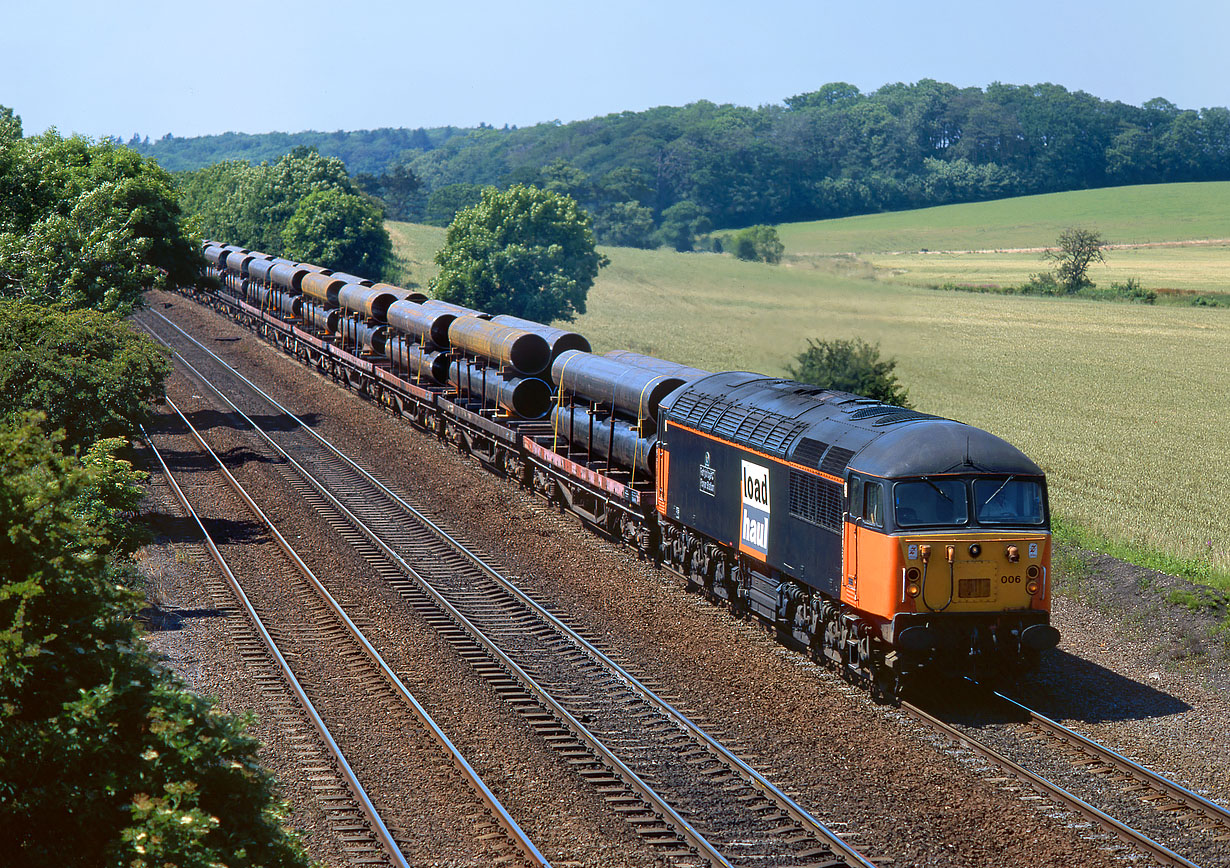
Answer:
xmin=787 ymin=337 xmax=911 ymax=407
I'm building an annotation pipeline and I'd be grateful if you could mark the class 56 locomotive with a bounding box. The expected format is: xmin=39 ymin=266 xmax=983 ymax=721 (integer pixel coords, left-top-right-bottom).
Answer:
xmin=654 ymin=372 xmax=1059 ymax=693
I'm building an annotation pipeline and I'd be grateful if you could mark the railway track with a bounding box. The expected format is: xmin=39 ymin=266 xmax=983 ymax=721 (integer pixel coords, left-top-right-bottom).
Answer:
xmin=143 ymin=400 xmax=548 ymax=867
xmin=137 ymin=309 xmax=880 ymax=867
xmin=900 ymin=680 xmax=1230 ymax=868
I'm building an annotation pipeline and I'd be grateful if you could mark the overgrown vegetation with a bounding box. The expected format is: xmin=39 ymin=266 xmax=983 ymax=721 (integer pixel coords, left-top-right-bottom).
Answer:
xmin=0 ymin=105 xmax=313 ymax=867
xmin=787 ymin=338 xmax=911 ymax=406
xmin=0 ymin=106 xmax=198 ymax=313
xmin=0 ymin=302 xmax=170 ymax=449
xmin=0 ymin=415 xmax=311 ymax=868
xmin=132 ymin=81 xmax=1230 ymax=243
xmin=433 ymin=184 xmax=608 ymax=322
xmin=177 ymin=146 xmax=395 ymax=281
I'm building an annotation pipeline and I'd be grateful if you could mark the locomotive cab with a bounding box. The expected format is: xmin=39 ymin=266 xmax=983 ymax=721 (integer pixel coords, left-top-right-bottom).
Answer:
xmin=844 ymin=465 xmax=1060 ymax=672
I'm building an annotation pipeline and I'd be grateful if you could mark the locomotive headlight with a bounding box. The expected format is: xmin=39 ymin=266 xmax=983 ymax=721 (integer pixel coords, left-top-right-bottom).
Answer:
xmin=1026 ymin=565 xmax=1040 ymax=579
xmin=968 ymin=543 xmax=982 ymax=558
xmin=906 ymin=582 xmax=921 ymax=597
xmin=905 ymin=567 xmax=921 ymax=597
xmin=1026 ymin=579 xmax=1040 ymax=595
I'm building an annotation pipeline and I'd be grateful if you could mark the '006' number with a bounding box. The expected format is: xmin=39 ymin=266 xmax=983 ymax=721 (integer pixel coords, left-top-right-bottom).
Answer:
xmin=1000 ymin=575 xmax=1022 ymax=584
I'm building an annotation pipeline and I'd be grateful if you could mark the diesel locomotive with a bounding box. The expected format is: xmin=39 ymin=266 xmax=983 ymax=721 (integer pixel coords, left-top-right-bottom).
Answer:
xmin=197 ymin=240 xmax=1060 ymax=696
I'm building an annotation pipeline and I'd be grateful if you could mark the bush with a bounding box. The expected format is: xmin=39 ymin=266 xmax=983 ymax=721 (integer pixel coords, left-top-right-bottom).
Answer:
xmin=0 ymin=301 xmax=170 ymax=450
xmin=0 ymin=414 xmax=311 ymax=868
xmin=1107 ymin=277 xmax=1156 ymax=303
xmin=787 ymin=337 xmax=911 ymax=407
xmin=725 ymin=225 xmax=784 ymax=264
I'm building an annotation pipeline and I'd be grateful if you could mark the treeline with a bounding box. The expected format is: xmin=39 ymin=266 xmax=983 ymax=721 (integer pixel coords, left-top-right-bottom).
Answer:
xmin=127 ymin=125 xmax=469 ymax=175
xmin=132 ymin=80 xmax=1230 ymax=245
xmin=1 ymin=105 xmax=313 ymax=867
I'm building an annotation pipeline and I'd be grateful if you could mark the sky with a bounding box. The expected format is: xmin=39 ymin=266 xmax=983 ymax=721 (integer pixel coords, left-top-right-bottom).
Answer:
xmin=3 ymin=0 xmax=1227 ymax=140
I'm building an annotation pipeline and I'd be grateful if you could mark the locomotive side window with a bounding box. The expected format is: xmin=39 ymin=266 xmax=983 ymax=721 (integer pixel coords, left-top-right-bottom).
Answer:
xmin=848 ymin=476 xmax=862 ymax=519
xmin=894 ymin=479 xmax=969 ymax=527
xmin=862 ymin=481 xmax=883 ymax=527
xmin=974 ymin=478 xmax=1046 ymax=525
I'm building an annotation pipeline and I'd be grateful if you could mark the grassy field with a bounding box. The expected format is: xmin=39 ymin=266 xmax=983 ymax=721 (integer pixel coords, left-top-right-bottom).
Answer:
xmin=386 ymin=182 xmax=1230 ymax=582
xmin=777 ymin=182 xmax=1230 ymax=254
xmin=866 ymin=245 xmax=1230 ymax=296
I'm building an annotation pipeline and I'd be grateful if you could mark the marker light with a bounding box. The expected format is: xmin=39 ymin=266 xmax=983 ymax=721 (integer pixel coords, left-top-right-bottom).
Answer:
xmin=1026 ymin=565 xmax=1040 ymax=579
xmin=1026 ymin=579 xmax=1040 ymax=595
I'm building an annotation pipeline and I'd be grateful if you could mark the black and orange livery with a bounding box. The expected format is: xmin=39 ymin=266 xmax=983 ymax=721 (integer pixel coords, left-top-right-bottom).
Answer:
xmin=654 ymin=372 xmax=1059 ymax=693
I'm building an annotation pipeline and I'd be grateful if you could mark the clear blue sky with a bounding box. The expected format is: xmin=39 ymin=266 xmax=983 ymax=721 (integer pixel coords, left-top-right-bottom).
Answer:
xmin=4 ymin=0 xmax=1226 ymax=140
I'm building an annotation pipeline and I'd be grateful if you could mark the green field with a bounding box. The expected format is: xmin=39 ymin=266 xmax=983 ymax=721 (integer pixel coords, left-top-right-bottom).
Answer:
xmin=777 ymin=182 xmax=1230 ymax=254
xmin=387 ymin=182 xmax=1230 ymax=580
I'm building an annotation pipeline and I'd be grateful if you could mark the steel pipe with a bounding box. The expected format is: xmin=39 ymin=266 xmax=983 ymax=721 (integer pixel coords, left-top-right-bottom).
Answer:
xmin=386 ymin=338 xmax=451 ymax=385
xmin=327 ymin=271 xmax=372 ymax=287
xmin=270 ymin=262 xmax=312 ymax=293
xmin=302 ymin=301 xmax=339 ymax=335
xmin=551 ymin=404 xmax=657 ymax=475
xmin=337 ymin=284 xmax=420 ymax=323
xmin=449 ymin=360 xmax=552 ymax=419
xmin=551 ymin=350 xmax=685 ymax=425
xmin=492 ymin=314 xmax=591 ymax=360
xmin=422 ymin=298 xmax=490 ymax=320
xmin=603 ymin=350 xmax=713 ymax=383
xmin=387 ymin=300 xmax=455 ymax=348
xmin=448 ymin=316 xmax=552 ymax=376
xmin=301 ymin=272 xmax=347 ymax=307
xmin=246 ymin=258 xmax=279 ymax=285
xmin=339 ymin=316 xmax=389 ymax=356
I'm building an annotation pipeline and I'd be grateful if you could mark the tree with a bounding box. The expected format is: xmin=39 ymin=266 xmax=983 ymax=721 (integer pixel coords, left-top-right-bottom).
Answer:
xmin=0 ymin=414 xmax=312 ymax=868
xmin=424 ymin=182 xmax=486 ymax=226
xmin=0 ymin=112 xmax=198 ymax=312
xmin=281 ymin=188 xmax=393 ymax=280
xmin=787 ymin=338 xmax=911 ymax=407
xmin=433 ymin=184 xmax=608 ymax=322
xmin=654 ymin=201 xmax=711 ymax=252
xmin=593 ymin=200 xmax=655 ymax=248
xmin=1043 ymin=227 xmax=1106 ymax=293
xmin=0 ymin=301 xmax=170 ymax=450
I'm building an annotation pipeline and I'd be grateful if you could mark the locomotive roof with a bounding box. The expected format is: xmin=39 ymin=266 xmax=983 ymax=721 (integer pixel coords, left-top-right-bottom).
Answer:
xmin=661 ymin=372 xmax=1043 ymax=480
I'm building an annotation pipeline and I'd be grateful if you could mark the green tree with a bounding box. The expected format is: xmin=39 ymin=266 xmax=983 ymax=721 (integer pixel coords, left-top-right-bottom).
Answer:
xmin=0 ymin=414 xmax=311 ymax=868
xmin=788 ymin=338 xmax=911 ymax=407
xmin=654 ymin=201 xmax=711 ymax=252
xmin=433 ymin=184 xmax=608 ymax=322
xmin=281 ymin=187 xmax=393 ymax=280
xmin=0 ymin=301 xmax=170 ymax=450
xmin=1043 ymin=226 xmax=1106 ymax=293
xmin=593 ymin=200 xmax=655 ymax=248
xmin=0 ymin=111 xmax=198 ymax=312
xmin=424 ymin=182 xmax=486 ymax=226
xmin=376 ymin=160 xmax=424 ymax=221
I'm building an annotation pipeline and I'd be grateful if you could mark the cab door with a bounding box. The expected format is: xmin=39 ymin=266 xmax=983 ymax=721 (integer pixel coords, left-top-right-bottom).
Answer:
xmin=843 ymin=477 xmax=885 ymax=606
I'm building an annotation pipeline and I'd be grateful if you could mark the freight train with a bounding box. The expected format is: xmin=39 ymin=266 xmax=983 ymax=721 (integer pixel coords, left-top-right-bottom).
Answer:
xmin=198 ymin=241 xmax=1060 ymax=697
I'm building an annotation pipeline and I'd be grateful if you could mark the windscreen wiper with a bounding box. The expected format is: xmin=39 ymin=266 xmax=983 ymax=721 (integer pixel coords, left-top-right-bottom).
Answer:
xmin=921 ymin=476 xmax=952 ymax=502
xmin=981 ymin=475 xmax=1015 ymax=509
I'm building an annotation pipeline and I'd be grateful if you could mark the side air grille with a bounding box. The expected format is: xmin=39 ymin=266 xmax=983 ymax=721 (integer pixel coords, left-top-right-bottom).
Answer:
xmin=789 ymin=470 xmax=843 ymax=533
xmin=819 ymin=446 xmax=856 ymax=477
xmin=792 ymin=437 xmax=829 ymax=467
